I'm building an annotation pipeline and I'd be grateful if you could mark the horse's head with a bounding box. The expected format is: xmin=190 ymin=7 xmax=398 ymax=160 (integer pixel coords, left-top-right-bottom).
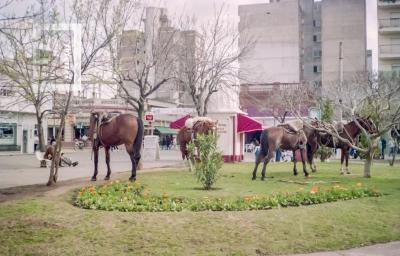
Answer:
xmin=354 ymin=116 xmax=377 ymax=134
xmin=88 ymin=112 xmax=100 ymax=140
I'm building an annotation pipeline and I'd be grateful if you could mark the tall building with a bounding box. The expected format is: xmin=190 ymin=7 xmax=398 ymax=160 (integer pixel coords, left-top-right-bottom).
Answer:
xmin=377 ymin=0 xmax=400 ymax=72
xmin=238 ymin=0 xmax=367 ymax=101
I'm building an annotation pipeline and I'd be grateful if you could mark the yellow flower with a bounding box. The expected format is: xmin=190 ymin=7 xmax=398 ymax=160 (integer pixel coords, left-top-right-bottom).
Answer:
xmin=123 ymin=196 xmax=128 ymax=201
xmin=163 ymin=192 xmax=169 ymax=199
xmin=115 ymin=180 xmax=120 ymax=184
xmin=356 ymin=183 xmax=363 ymax=187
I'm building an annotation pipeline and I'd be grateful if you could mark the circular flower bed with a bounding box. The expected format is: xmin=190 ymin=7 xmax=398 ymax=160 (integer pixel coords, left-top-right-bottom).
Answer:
xmin=74 ymin=181 xmax=382 ymax=212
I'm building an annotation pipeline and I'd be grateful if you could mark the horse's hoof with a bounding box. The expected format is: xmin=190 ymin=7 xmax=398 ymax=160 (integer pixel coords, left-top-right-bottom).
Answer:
xmin=305 ymin=173 xmax=309 ymax=178
xmin=91 ymin=177 xmax=97 ymax=181
xmin=312 ymin=170 xmax=317 ymax=173
xmin=346 ymin=171 xmax=351 ymax=174
xmin=104 ymin=176 xmax=110 ymax=180
xmin=261 ymin=177 xmax=265 ymax=181
xmin=129 ymin=176 xmax=136 ymax=182
xmin=252 ymin=176 xmax=256 ymax=180
xmin=340 ymin=172 xmax=345 ymax=175
xmin=294 ymin=172 xmax=298 ymax=176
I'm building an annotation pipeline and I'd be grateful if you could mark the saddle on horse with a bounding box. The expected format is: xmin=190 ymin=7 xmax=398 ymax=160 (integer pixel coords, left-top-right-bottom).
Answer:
xmin=278 ymin=119 xmax=304 ymax=134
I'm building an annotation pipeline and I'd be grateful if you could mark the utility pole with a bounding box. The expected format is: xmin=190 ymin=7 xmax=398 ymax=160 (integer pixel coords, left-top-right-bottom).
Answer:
xmin=339 ymin=41 xmax=343 ymax=122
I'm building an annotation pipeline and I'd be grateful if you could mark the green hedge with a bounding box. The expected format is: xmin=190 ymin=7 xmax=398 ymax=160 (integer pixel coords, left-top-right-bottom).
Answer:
xmin=75 ymin=181 xmax=382 ymax=212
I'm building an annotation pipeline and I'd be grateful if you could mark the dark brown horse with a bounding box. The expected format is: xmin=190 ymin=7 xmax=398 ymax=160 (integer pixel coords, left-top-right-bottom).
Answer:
xmin=252 ymin=126 xmax=308 ymax=180
xmin=318 ymin=117 xmax=376 ymax=174
xmin=177 ymin=117 xmax=217 ymax=160
xmin=88 ymin=112 xmax=144 ymax=181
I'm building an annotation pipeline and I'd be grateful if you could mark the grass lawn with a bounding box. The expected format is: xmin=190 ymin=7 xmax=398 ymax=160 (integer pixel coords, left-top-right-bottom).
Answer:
xmin=0 ymin=162 xmax=399 ymax=255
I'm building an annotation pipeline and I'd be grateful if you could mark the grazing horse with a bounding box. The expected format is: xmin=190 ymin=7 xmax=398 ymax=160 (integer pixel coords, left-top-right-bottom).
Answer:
xmin=318 ymin=117 xmax=376 ymax=174
xmin=252 ymin=124 xmax=308 ymax=181
xmin=88 ymin=112 xmax=144 ymax=181
xmin=177 ymin=117 xmax=217 ymax=160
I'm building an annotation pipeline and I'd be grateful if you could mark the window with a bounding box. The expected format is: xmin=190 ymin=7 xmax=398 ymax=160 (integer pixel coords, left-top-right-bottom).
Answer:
xmin=313 ymin=48 xmax=322 ymax=58
xmin=313 ymin=34 xmax=321 ymax=42
xmin=313 ymin=19 xmax=321 ymax=27
xmin=313 ymin=65 xmax=321 ymax=73
xmin=0 ymin=123 xmax=17 ymax=145
xmin=0 ymin=86 xmax=13 ymax=96
xmin=392 ymin=64 xmax=400 ymax=71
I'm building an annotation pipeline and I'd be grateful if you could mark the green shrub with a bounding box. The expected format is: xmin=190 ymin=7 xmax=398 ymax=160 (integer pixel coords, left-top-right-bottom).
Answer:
xmin=75 ymin=182 xmax=382 ymax=212
xmin=315 ymin=146 xmax=334 ymax=162
xmin=187 ymin=133 xmax=223 ymax=190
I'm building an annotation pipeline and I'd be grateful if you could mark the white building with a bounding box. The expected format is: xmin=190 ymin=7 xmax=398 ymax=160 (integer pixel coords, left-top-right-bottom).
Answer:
xmin=0 ymin=85 xmax=48 ymax=153
xmin=238 ymin=0 xmax=367 ymax=96
xmin=378 ymin=0 xmax=400 ymax=72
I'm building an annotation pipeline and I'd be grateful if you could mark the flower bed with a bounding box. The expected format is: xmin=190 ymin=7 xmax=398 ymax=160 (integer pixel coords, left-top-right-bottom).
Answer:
xmin=74 ymin=181 xmax=382 ymax=212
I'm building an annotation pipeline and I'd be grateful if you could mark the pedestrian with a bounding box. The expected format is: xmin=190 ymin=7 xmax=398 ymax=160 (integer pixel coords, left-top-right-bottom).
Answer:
xmin=380 ymin=137 xmax=387 ymax=159
xmin=50 ymin=136 xmax=56 ymax=145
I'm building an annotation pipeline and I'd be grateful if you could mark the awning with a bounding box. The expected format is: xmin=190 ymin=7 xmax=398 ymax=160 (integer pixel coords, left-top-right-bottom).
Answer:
xmin=237 ymin=113 xmax=263 ymax=133
xmin=154 ymin=126 xmax=178 ymax=135
xmin=169 ymin=114 xmax=191 ymax=129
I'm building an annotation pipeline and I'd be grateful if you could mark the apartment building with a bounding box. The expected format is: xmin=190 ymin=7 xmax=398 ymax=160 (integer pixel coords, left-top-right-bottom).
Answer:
xmin=238 ymin=0 xmax=367 ymax=106
xmin=378 ymin=0 xmax=400 ymax=72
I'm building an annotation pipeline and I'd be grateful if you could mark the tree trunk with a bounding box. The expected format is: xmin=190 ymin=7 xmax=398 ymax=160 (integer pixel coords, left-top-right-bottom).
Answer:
xmin=137 ymin=103 xmax=145 ymax=170
xmin=35 ymin=110 xmax=46 ymax=152
xmin=363 ymin=150 xmax=373 ymax=178
xmin=389 ymin=143 xmax=398 ymax=166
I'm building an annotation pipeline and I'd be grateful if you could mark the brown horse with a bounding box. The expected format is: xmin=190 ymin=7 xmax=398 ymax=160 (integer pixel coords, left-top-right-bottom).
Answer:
xmin=252 ymin=126 xmax=308 ymax=180
xmin=88 ymin=112 xmax=144 ymax=181
xmin=177 ymin=117 xmax=217 ymax=160
xmin=318 ymin=117 xmax=377 ymax=174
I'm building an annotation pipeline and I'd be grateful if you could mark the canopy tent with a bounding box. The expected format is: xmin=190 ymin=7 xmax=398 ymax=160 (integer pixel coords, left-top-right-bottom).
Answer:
xmin=169 ymin=114 xmax=191 ymax=129
xmin=154 ymin=126 xmax=178 ymax=135
xmin=237 ymin=113 xmax=263 ymax=133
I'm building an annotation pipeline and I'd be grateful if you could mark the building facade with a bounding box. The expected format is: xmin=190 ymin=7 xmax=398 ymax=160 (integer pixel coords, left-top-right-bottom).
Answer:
xmin=378 ymin=0 xmax=400 ymax=72
xmin=238 ymin=0 xmax=367 ymax=101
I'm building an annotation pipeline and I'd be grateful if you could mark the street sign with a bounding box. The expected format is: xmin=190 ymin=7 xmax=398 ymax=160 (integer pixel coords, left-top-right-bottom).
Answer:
xmin=145 ymin=112 xmax=154 ymax=122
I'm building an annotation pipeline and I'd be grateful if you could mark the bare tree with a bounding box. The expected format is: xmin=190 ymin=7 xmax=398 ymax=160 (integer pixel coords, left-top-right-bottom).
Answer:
xmin=46 ymin=0 xmax=131 ymax=185
xmin=107 ymin=6 xmax=178 ymax=119
xmin=0 ymin=0 xmax=61 ymax=152
xmin=177 ymin=5 xmax=254 ymax=117
xmin=287 ymin=72 xmax=400 ymax=177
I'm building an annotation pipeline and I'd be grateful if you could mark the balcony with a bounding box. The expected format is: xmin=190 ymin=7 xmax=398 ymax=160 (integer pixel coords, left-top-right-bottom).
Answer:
xmin=378 ymin=0 xmax=400 ymax=8
xmin=379 ymin=18 xmax=400 ymax=33
xmin=379 ymin=44 xmax=400 ymax=59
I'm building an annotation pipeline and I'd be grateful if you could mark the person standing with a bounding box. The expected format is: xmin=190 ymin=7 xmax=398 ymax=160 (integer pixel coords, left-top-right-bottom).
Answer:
xmin=380 ymin=138 xmax=387 ymax=160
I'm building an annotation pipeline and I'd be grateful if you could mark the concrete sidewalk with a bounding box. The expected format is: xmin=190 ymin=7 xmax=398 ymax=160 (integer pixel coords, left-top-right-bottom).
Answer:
xmin=290 ymin=241 xmax=400 ymax=256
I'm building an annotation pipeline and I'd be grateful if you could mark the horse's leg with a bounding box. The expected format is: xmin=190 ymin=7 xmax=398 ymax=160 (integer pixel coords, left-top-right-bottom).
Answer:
xmin=91 ymin=146 xmax=99 ymax=181
xmin=293 ymin=150 xmax=298 ymax=176
xmin=252 ymin=152 xmax=263 ymax=180
xmin=340 ymin=148 xmax=345 ymax=175
xmin=300 ymin=147 xmax=309 ymax=177
xmin=104 ymin=146 xmax=111 ymax=180
xmin=345 ymin=149 xmax=351 ymax=174
xmin=127 ymin=143 xmax=140 ymax=182
xmin=307 ymin=144 xmax=317 ymax=173
xmin=261 ymin=150 xmax=274 ymax=181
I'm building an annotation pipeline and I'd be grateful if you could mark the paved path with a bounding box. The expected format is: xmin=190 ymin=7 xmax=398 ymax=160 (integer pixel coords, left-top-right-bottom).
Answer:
xmin=0 ymin=149 xmax=187 ymax=188
xmin=290 ymin=241 xmax=400 ymax=256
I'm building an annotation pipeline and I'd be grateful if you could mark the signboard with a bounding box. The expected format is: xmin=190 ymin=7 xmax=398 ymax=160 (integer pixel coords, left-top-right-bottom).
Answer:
xmin=143 ymin=135 xmax=159 ymax=161
xmin=145 ymin=112 xmax=154 ymax=122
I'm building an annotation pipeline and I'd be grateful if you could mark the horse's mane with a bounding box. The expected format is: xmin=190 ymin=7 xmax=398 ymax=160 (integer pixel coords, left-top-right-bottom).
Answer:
xmin=185 ymin=117 xmax=214 ymax=129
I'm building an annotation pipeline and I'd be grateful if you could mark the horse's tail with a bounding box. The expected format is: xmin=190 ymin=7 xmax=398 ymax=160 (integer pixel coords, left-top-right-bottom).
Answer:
xmin=260 ymin=129 xmax=269 ymax=158
xmin=133 ymin=117 xmax=144 ymax=158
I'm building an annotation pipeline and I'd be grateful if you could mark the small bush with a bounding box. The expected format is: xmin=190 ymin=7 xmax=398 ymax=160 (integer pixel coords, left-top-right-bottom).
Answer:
xmin=315 ymin=146 xmax=334 ymax=162
xmin=75 ymin=182 xmax=382 ymax=212
xmin=187 ymin=133 xmax=223 ymax=190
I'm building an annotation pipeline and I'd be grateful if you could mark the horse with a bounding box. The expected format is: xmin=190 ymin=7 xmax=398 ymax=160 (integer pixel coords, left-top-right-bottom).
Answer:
xmin=252 ymin=124 xmax=308 ymax=181
xmin=88 ymin=112 xmax=144 ymax=181
xmin=318 ymin=117 xmax=377 ymax=174
xmin=177 ymin=117 xmax=217 ymax=160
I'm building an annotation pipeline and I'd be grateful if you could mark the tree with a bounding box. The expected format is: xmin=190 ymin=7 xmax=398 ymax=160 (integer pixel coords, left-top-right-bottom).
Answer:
xmin=107 ymin=6 xmax=177 ymax=119
xmin=289 ymin=72 xmax=400 ymax=177
xmin=46 ymin=0 xmax=129 ymax=185
xmin=0 ymin=0 xmax=61 ymax=152
xmin=177 ymin=5 xmax=254 ymax=116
